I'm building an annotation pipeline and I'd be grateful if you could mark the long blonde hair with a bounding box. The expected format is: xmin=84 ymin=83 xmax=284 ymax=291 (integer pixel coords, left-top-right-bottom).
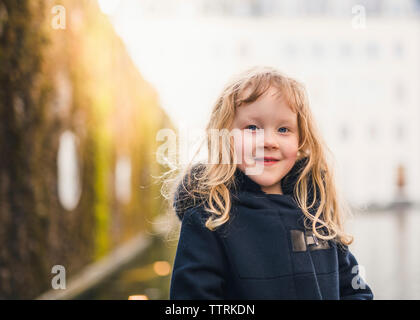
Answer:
xmin=163 ymin=66 xmax=353 ymax=246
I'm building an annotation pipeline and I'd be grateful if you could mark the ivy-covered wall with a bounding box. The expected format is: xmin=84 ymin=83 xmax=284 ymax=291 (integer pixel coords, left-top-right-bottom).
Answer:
xmin=0 ymin=0 xmax=171 ymax=299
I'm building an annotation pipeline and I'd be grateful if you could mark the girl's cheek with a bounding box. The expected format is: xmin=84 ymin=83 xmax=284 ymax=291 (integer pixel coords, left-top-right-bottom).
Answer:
xmin=282 ymin=136 xmax=300 ymax=157
xmin=232 ymin=132 xmax=255 ymax=165
xmin=232 ymin=133 xmax=244 ymax=165
xmin=242 ymin=133 xmax=257 ymax=158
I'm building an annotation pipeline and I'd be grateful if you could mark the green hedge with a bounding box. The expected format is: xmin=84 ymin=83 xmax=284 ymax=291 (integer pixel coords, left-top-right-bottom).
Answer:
xmin=0 ymin=0 xmax=172 ymax=299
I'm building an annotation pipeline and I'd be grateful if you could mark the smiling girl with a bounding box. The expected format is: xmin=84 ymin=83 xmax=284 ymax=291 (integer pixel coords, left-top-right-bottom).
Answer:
xmin=167 ymin=66 xmax=373 ymax=300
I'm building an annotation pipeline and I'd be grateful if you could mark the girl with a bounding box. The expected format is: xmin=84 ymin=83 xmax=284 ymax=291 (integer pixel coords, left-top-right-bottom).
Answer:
xmin=167 ymin=66 xmax=373 ymax=299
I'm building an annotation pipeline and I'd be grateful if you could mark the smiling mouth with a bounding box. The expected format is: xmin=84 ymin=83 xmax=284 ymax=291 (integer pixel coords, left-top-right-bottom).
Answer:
xmin=255 ymin=158 xmax=280 ymax=162
xmin=254 ymin=158 xmax=280 ymax=165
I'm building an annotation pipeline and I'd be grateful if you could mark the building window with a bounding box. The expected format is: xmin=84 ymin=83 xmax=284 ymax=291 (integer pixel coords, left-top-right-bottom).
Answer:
xmin=395 ymin=82 xmax=406 ymax=102
xmin=396 ymin=123 xmax=405 ymax=141
xmin=238 ymin=41 xmax=249 ymax=57
xmin=366 ymin=42 xmax=379 ymax=59
xmin=283 ymin=42 xmax=298 ymax=59
xmin=311 ymin=43 xmax=324 ymax=59
xmin=340 ymin=125 xmax=349 ymax=141
xmin=369 ymin=124 xmax=377 ymax=140
xmin=394 ymin=42 xmax=404 ymax=58
xmin=365 ymin=0 xmax=383 ymax=15
xmin=115 ymin=156 xmax=132 ymax=204
xmin=302 ymin=0 xmax=328 ymax=15
xmin=57 ymin=131 xmax=82 ymax=211
xmin=339 ymin=43 xmax=352 ymax=58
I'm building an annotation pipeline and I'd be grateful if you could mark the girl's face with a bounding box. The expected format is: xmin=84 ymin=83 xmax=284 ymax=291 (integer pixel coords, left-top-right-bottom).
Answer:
xmin=231 ymin=86 xmax=299 ymax=194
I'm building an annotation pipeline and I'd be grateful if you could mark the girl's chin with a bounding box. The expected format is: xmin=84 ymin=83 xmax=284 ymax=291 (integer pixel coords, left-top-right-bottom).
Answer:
xmin=248 ymin=175 xmax=280 ymax=186
xmin=242 ymin=158 xmax=256 ymax=166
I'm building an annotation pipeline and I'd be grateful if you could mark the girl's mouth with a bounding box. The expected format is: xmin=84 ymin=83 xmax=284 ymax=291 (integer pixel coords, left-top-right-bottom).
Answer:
xmin=254 ymin=157 xmax=280 ymax=166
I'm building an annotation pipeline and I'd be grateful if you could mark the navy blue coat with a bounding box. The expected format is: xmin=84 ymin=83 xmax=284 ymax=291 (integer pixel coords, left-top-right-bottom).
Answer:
xmin=170 ymin=158 xmax=374 ymax=300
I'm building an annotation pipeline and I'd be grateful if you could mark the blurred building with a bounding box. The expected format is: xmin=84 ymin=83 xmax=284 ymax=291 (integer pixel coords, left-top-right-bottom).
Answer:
xmin=131 ymin=0 xmax=420 ymax=17
xmin=0 ymin=0 xmax=171 ymax=299
xmin=113 ymin=0 xmax=420 ymax=208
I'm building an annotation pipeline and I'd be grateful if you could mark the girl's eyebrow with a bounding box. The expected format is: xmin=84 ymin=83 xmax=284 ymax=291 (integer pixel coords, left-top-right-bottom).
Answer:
xmin=244 ymin=114 xmax=296 ymax=125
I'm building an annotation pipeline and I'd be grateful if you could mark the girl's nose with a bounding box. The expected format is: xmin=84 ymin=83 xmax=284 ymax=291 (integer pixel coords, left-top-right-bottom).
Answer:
xmin=263 ymin=131 xmax=279 ymax=149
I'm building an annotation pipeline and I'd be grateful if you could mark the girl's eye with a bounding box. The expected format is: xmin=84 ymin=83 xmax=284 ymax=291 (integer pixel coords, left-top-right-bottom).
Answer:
xmin=245 ymin=125 xmax=259 ymax=131
xmin=278 ymin=127 xmax=289 ymax=133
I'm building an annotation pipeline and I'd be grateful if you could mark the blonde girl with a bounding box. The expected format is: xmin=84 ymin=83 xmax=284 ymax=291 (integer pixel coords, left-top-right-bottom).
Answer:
xmin=166 ymin=66 xmax=373 ymax=300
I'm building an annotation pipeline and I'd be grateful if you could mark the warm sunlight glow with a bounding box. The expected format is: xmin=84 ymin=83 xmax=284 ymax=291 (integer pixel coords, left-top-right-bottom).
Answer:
xmin=153 ymin=261 xmax=171 ymax=276
xmin=128 ymin=294 xmax=149 ymax=300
